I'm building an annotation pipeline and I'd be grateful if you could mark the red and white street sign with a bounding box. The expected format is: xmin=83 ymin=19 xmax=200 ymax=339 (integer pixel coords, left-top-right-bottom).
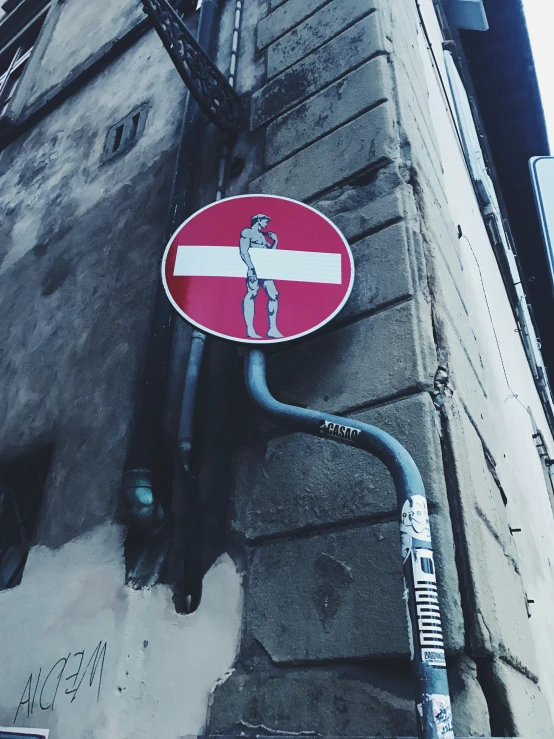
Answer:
xmin=162 ymin=194 xmax=354 ymax=344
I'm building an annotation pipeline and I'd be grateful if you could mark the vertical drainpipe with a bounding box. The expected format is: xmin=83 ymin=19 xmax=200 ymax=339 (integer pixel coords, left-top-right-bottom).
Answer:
xmin=121 ymin=0 xmax=223 ymax=540
xmin=174 ymin=0 xmax=243 ymax=611
xmin=175 ymin=0 xmax=243 ymax=478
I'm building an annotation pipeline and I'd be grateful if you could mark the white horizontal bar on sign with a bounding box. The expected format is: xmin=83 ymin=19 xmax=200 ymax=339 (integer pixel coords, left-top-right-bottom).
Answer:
xmin=174 ymin=246 xmax=342 ymax=284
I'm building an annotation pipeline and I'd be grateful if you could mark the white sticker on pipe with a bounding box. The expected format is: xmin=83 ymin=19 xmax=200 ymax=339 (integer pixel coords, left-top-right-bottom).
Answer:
xmin=400 ymin=495 xmax=431 ymax=541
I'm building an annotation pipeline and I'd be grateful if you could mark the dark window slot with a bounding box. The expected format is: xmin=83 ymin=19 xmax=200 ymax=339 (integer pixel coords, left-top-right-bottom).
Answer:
xmin=103 ymin=103 xmax=148 ymax=162
xmin=130 ymin=112 xmax=140 ymax=140
xmin=112 ymin=124 xmax=124 ymax=152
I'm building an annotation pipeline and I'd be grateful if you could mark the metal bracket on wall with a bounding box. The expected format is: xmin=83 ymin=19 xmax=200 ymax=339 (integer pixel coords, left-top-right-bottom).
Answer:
xmin=142 ymin=0 xmax=243 ymax=132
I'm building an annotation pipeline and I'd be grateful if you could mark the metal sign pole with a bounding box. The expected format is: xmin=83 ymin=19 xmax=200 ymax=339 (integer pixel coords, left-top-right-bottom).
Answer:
xmin=161 ymin=186 xmax=452 ymax=735
xmin=244 ymin=349 xmax=454 ymax=739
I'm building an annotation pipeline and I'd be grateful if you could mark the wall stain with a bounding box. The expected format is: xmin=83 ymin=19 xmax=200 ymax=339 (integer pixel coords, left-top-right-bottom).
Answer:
xmin=312 ymin=552 xmax=353 ymax=629
xmin=41 ymin=257 xmax=72 ymax=297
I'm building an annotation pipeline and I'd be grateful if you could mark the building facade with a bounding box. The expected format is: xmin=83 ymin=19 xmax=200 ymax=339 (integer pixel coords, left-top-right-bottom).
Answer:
xmin=1 ymin=0 xmax=554 ymax=737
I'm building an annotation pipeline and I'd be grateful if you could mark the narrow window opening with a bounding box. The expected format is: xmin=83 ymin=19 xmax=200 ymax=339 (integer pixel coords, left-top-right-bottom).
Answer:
xmin=129 ymin=112 xmax=141 ymax=141
xmin=103 ymin=103 xmax=148 ymax=162
xmin=112 ymin=124 xmax=124 ymax=152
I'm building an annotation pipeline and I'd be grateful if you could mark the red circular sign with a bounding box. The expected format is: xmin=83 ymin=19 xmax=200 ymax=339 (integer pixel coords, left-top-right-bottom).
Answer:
xmin=162 ymin=194 xmax=354 ymax=344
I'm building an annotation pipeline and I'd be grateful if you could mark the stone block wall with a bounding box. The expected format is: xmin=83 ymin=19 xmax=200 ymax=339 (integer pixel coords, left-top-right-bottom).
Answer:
xmin=209 ymin=0 xmax=554 ymax=735
xmin=209 ymin=0 xmax=487 ymax=735
xmin=388 ymin=1 xmax=554 ymax=734
xmin=0 ymin=17 xmax=245 ymax=737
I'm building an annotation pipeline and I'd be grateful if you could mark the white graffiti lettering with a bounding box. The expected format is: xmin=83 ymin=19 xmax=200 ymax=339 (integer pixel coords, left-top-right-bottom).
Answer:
xmin=319 ymin=420 xmax=360 ymax=444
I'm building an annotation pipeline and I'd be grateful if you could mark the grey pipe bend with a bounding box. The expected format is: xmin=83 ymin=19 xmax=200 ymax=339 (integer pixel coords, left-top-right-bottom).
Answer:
xmin=246 ymin=349 xmax=423 ymax=496
xmin=244 ymin=348 xmax=454 ymax=739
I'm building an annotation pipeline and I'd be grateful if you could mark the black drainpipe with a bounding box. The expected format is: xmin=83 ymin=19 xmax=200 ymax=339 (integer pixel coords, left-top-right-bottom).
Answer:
xmin=122 ymin=0 xmax=222 ymax=548
xmin=171 ymin=0 xmax=243 ymax=611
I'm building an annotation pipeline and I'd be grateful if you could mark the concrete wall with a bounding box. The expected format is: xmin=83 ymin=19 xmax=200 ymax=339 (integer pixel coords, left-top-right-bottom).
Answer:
xmin=0 ymin=526 xmax=242 ymax=738
xmin=0 ymin=25 xmax=182 ymax=544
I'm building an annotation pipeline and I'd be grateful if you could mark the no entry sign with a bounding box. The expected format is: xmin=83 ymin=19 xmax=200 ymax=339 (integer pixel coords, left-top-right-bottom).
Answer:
xmin=162 ymin=195 xmax=354 ymax=344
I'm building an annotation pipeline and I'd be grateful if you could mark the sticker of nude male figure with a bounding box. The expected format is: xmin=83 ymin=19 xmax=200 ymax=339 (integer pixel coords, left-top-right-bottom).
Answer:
xmin=239 ymin=213 xmax=283 ymax=339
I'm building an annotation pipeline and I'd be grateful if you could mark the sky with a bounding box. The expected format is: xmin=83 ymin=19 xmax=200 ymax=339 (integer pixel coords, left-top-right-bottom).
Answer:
xmin=522 ymin=0 xmax=554 ymax=153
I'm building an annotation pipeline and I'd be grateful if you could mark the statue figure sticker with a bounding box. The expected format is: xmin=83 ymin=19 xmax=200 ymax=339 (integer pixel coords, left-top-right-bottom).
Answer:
xmin=162 ymin=195 xmax=354 ymax=344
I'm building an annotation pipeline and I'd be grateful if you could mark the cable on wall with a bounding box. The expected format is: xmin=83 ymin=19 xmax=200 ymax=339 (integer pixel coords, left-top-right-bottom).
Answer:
xmin=458 ymin=227 xmax=531 ymax=416
xmin=414 ymin=0 xmax=544 ymax=421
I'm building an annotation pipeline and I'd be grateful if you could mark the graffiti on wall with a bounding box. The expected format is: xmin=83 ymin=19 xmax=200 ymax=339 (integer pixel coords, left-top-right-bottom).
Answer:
xmin=13 ymin=641 xmax=107 ymax=724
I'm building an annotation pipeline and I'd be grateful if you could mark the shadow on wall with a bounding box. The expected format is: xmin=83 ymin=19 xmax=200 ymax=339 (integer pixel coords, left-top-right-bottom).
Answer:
xmin=0 ymin=446 xmax=53 ymax=591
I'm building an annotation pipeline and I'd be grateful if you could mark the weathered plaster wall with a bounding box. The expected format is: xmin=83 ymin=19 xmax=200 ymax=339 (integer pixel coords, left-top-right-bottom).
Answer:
xmin=0 ymin=524 xmax=242 ymax=738
xmin=0 ymin=12 xmax=244 ymax=737
xmin=0 ymin=27 xmax=183 ymax=545
xmin=18 ymin=0 xmax=145 ymax=118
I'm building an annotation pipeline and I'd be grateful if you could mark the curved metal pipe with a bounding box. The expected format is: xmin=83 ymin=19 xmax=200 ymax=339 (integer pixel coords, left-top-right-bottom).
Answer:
xmin=247 ymin=356 xmax=422 ymax=496
xmin=245 ymin=349 xmax=454 ymax=739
